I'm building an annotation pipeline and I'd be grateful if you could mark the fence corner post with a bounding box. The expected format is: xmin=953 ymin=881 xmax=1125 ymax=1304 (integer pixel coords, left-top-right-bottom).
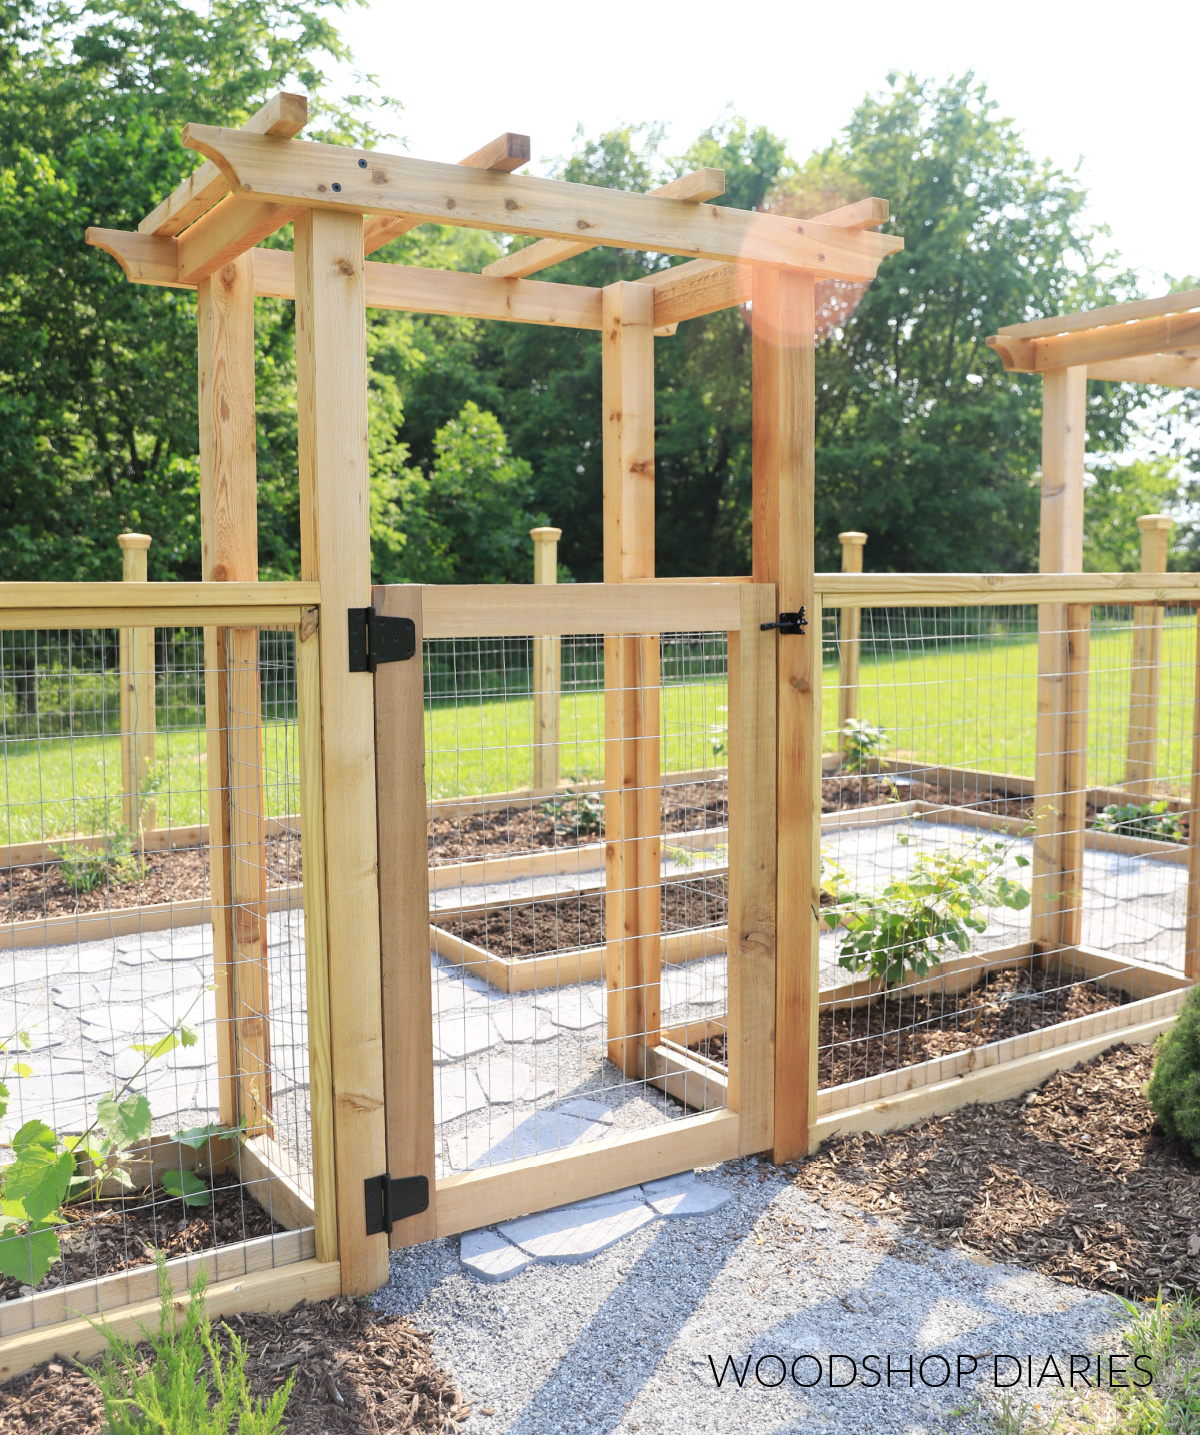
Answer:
xmin=530 ymin=526 xmax=562 ymax=797
xmin=1125 ymin=513 xmax=1174 ymax=798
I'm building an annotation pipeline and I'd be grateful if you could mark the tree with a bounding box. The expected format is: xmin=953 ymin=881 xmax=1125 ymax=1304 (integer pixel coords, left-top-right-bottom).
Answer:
xmin=1082 ymin=458 xmax=1182 ymax=572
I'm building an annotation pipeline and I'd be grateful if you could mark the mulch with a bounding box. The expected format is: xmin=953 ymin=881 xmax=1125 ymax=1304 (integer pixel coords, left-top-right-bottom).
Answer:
xmin=816 ymin=964 xmax=1127 ymax=1088
xmin=0 ymin=1174 xmax=280 ymax=1304
xmin=0 ymin=1295 xmax=470 ymax=1433
xmin=792 ymin=1042 xmax=1200 ymax=1301
xmin=432 ymin=876 xmax=728 ymax=959
xmin=1 ymin=832 xmax=300 ymax=923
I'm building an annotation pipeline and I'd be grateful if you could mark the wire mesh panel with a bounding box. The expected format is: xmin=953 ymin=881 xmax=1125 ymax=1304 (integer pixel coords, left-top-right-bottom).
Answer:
xmin=0 ymin=620 xmax=315 ymax=1331
xmin=424 ymin=628 xmax=731 ymax=1180
xmin=816 ymin=598 xmax=1194 ymax=1115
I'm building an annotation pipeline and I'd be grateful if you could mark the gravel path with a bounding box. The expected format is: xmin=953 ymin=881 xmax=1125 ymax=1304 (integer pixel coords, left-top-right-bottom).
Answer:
xmin=376 ymin=1157 xmax=1127 ymax=1435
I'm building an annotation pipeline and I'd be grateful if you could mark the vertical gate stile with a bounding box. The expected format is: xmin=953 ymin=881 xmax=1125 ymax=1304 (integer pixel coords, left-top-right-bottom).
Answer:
xmin=726 ymin=584 xmax=779 ymax=1155
xmin=1187 ymin=607 xmax=1200 ymax=981
xmin=373 ymin=584 xmax=438 ymax=1246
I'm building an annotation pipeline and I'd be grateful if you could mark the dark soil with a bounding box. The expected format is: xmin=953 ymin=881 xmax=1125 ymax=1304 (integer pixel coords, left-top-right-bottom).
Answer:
xmin=0 ymin=1174 xmax=281 ymax=1304
xmin=821 ymin=771 xmax=1036 ymax=821
xmin=687 ymin=966 xmax=1127 ymax=1089
xmin=792 ymin=1042 xmax=1200 ymax=1301
xmin=0 ymin=1295 xmax=470 ymax=1433
xmin=432 ymin=875 xmax=729 ymax=959
xmin=1 ymin=831 xmax=300 ymax=923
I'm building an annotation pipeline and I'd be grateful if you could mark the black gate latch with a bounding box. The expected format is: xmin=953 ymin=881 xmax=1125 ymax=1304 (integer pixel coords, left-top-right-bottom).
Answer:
xmin=348 ymin=607 xmax=416 ymax=671
xmin=364 ymin=1173 xmax=430 ymax=1236
xmin=760 ymin=606 xmax=808 ymax=636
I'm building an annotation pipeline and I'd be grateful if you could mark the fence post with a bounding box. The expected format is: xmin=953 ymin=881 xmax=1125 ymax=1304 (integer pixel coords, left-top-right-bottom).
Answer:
xmin=602 ymin=281 xmax=662 ymax=1079
xmin=530 ymin=526 xmax=562 ymax=796
xmin=197 ymin=254 xmax=270 ymax=1141
xmin=752 ymin=267 xmax=818 ymax=1163
xmin=117 ymin=533 xmax=155 ymax=835
xmin=1186 ymin=611 xmax=1200 ymax=981
xmin=1031 ymin=365 xmax=1090 ymax=959
xmin=837 ymin=531 xmax=866 ymax=757
xmin=1125 ymin=514 xmax=1174 ymax=797
xmin=295 ymin=209 xmax=390 ymax=1295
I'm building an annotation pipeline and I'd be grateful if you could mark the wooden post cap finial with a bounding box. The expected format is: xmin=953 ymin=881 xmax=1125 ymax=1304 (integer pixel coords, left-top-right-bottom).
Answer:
xmin=117 ymin=532 xmax=153 ymax=549
xmin=838 ymin=531 xmax=867 ymax=545
xmin=1136 ymin=514 xmax=1174 ymax=531
xmin=530 ymin=527 xmax=563 ymax=541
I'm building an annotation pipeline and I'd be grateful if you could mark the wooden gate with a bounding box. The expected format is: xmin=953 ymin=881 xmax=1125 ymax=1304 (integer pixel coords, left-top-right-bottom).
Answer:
xmin=370 ymin=581 xmax=778 ymax=1246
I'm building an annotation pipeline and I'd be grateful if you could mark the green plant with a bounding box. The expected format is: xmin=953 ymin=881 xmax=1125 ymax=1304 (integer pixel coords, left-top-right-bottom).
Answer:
xmin=1095 ymin=800 xmax=1185 ymax=844
xmin=542 ymin=786 xmax=604 ymax=840
xmin=55 ymin=826 xmax=145 ymax=894
xmin=1108 ymin=1290 xmax=1200 ymax=1433
xmin=828 ymin=831 xmax=1031 ymax=985
xmin=1146 ymin=983 xmax=1200 ymax=1157
xmin=819 ymin=846 xmax=857 ymax=907
xmin=840 ymin=718 xmax=889 ymax=774
xmin=80 ymin=1252 xmax=294 ymax=1434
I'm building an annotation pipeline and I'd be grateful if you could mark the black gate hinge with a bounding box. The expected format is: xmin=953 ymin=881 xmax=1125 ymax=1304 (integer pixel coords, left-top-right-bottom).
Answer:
xmin=348 ymin=607 xmax=416 ymax=671
xmin=760 ymin=606 xmax=808 ymax=636
xmin=364 ymin=1173 xmax=429 ymax=1236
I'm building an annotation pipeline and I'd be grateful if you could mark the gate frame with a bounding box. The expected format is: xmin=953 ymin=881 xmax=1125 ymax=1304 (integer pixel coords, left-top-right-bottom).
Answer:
xmin=373 ymin=580 xmax=776 ymax=1241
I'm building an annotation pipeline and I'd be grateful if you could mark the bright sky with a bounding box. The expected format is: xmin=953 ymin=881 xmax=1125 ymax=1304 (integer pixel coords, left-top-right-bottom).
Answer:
xmin=337 ymin=0 xmax=1196 ymax=292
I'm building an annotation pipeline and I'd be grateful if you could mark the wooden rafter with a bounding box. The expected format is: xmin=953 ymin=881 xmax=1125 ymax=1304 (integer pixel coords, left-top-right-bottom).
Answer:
xmin=363 ymin=132 xmax=531 ymax=256
xmin=139 ymin=92 xmax=308 ymax=237
xmin=989 ymin=307 xmax=1200 ymax=373
xmin=177 ymin=126 xmax=902 ymax=279
xmin=482 ymin=169 xmax=727 ymax=280
xmin=1088 ymin=355 xmax=1200 ymax=388
xmin=996 ymin=287 xmax=1200 ymax=341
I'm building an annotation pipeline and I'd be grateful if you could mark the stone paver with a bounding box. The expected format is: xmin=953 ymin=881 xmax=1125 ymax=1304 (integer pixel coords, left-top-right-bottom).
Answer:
xmin=499 ymin=1194 xmax=658 ymax=1265
xmin=642 ymin=1171 xmax=731 ymax=1218
xmin=460 ymin=1228 xmax=534 ymax=1283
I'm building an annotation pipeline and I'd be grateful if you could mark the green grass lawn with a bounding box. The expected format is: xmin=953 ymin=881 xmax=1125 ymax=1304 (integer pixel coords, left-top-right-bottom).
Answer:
xmin=3 ymin=616 xmax=1193 ymax=842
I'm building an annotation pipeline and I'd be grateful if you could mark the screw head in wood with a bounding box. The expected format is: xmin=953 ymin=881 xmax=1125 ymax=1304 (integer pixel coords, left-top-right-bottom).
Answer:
xmin=331 ymin=182 xmax=342 ymax=192
xmin=358 ymin=158 xmax=368 ymax=168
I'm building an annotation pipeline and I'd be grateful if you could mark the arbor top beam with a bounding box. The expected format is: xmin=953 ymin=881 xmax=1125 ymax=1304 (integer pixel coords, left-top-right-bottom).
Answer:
xmin=178 ymin=126 xmax=902 ymax=279
xmin=988 ymin=289 xmax=1200 ymax=376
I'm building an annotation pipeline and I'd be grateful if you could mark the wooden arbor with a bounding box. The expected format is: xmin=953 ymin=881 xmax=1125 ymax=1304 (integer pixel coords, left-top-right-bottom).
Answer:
xmin=989 ymin=290 xmax=1200 ymax=965
xmin=88 ymin=91 xmax=903 ymax=1288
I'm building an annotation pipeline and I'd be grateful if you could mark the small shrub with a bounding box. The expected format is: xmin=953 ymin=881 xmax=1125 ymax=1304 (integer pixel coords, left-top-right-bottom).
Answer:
xmin=56 ymin=827 xmax=144 ymax=893
xmin=1146 ymin=983 xmax=1200 ymax=1155
xmin=840 ymin=719 xmax=889 ymax=774
xmin=1095 ymin=800 xmax=1185 ymax=844
xmin=541 ymin=787 xmax=604 ymax=840
xmin=81 ymin=1253 xmax=294 ymax=1434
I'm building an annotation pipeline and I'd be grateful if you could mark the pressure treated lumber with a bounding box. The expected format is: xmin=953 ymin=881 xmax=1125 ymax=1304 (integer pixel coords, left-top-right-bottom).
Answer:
xmin=837 ymin=531 xmax=866 ymax=753
xmin=373 ymin=583 xmax=438 ymax=1247
xmin=294 ymin=208 xmax=389 ymax=1295
xmin=197 ymin=251 xmax=260 ymax=1134
xmin=752 ymin=266 xmax=818 ymax=1163
xmin=483 ymin=168 xmax=727 ymax=279
xmin=139 ymin=91 xmax=307 ymax=237
xmin=1031 ymin=366 xmax=1089 ymax=957
xmin=726 ymin=584 xmax=778 ymax=1155
xmin=434 ymin=1111 xmax=740 ymax=1236
xmin=602 ymin=281 xmax=662 ymax=1079
xmin=117 ymin=534 xmax=156 ymax=833
xmin=1126 ymin=514 xmax=1174 ymax=795
xmin=180 ymin=126 xmax=901 ymax=279
xmin=421 ymin=581 xmax=742 ymax=636
xmin=296 ymin=615 xmax=338 ymax=1264
xmin=363 ymin=131 xmax=531 ymax=255
xmin=530 ymin=527 xmax=562 ymax=794
xmin=0 ymin=581 xmax=317 ymax=614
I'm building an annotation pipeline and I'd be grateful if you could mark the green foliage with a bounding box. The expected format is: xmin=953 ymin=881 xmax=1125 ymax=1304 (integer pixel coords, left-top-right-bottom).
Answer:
xmin=1110 ymin=1289 xmax=1200 ymax=1433
xmin=1095 ymin=800 xmax=1185 ymax=844
xmin=1146 ymin=983 xmax=1200 ymax=1156
xmin=81 ymin=1253 xmax=294 ymax=1433
xmin=541 ymin=786 xmax=604 ymax=840
xmin=1083 ymin=458 xmax=1181 ymax=573
xmin=55 ymin=828 xmax=144 ymax=893
xmin=840 ymin=718 xmax=889 ymax=774
xmin=829 ymin=831 xmax=1031 ymax=985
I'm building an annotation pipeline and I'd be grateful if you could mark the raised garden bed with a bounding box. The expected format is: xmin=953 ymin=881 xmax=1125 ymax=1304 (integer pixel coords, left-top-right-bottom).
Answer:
xmin=792 ymin=1041 xmax=1200 ymax=1301
xmin=0 ymin=1294 xmax=468 ymax=1434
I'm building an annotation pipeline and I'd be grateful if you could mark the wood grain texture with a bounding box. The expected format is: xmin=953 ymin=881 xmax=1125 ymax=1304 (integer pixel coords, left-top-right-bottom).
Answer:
xmin=726 ymin=584 xmax=778 ymax=1155
xmin=997 ymin=286 xmax=1200 ymax=340
xmin=1188 ymin=610 xmax=1200 ymax=981
xmin=816 ymin=572 xmax=1200 ymax=606
xmin=0 ymin=581 xmax=317 ymax=612
xmin=421 ymin=582 xmax=741 ymax=637
xmin=181 ymin=127 xmax=900 ymax=280
xmin=373 ymin=584 xmax=438 ymax=1247
xmin=434 ymin=1112 xmax=740 ymax=1236
xmin=1031 ymin=367 xmax=1089 ymax=958
xmin=601 ymin=282 xmax=661 ymax=1077
xmin=1088 ymin=355 xmax=1200 ymax=388
xmin=530 ymin=528 xmax=562 ymax=794
xmin=177 ymin=194 xmax=302 ymax=284
xmin=1126 ymin=515 xmax=1174 ymax=795
xmin=752 ymin=267 xmax=819 ymax=1164
xmin=294 ymin=208 xmax=389 ymax=1296
xmin=139 ymin=91 xmax=307 ymax=237
xmin=837 ymin=531 xmax=866 ymax=753
xmin=989 ymin=307 xmax=1200 ymax=373
xmin=117 ymin=536 xmax=155 ymax=832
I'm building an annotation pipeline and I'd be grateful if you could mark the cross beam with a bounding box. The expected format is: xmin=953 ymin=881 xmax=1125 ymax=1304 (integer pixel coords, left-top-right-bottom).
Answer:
xmin=178 ymin=126 xmax=902 ymax=279
xmin=988 ymin=307 xmax=1200 ymax=372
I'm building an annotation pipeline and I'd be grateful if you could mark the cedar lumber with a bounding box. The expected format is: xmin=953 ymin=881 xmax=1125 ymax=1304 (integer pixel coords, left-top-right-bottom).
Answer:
xmin=997 ymin=286 xmax=1200 ymax=340
xmin=1088 ymin=355 xmax=1200 ymax=388
xmin=989 ymin=308 xmax=1200 ymax=373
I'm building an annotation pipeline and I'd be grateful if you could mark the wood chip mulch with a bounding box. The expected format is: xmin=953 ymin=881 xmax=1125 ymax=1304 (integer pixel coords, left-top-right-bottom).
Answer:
xmin=0 ymin=1174 xmax=281 ymax=1303
xmin=0 ymin=1295 xmax=470 ymax=1433
xmin=432 ymin=875 xmax=728 ymax=959
xmin=793 ymin=1042 xmax=1200 ymax=1300
xmin=1 ymin=832 xmax=300 ymax=923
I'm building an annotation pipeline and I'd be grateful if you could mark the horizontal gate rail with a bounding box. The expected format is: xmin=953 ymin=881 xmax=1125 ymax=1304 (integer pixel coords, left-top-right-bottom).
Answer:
xmin=421 ymin=581 xmax=745 ymax=637
xmin=0 ymin=580 xmax=319 ymax=629
xmin=818 ymin=572 xmax=1200 ymax=608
